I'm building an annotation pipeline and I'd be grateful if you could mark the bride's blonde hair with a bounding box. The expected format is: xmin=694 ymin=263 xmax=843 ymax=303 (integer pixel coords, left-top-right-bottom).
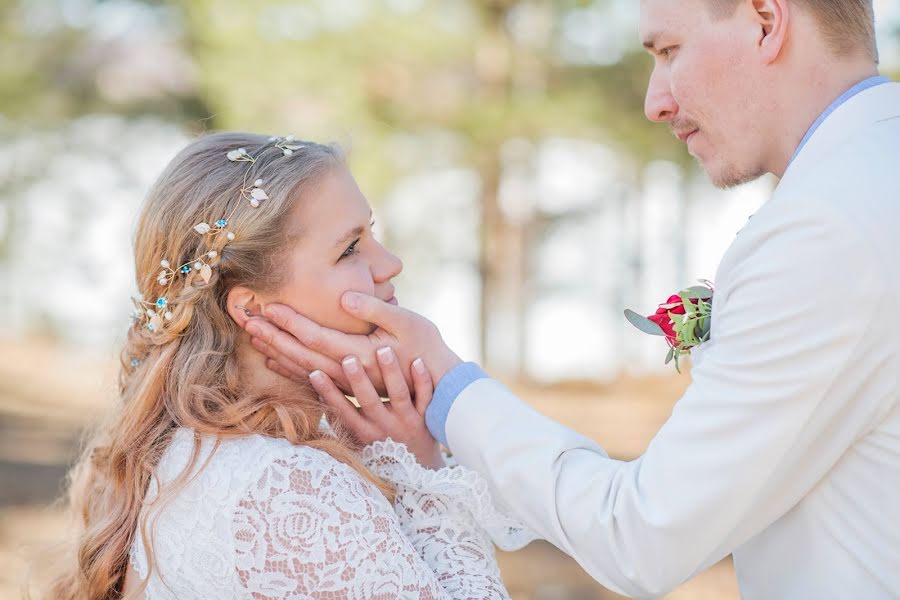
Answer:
xmin=45 ymin=132 xmax=392 ymax=600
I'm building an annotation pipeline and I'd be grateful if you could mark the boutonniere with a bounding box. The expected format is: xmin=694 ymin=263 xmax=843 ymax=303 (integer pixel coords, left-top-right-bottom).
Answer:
xmin=625 ymin=280 xmax=714 ymax=372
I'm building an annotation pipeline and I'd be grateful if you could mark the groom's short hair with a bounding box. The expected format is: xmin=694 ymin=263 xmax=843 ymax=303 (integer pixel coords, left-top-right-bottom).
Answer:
xmin=707 ymin=0 xmax=878 ymax=63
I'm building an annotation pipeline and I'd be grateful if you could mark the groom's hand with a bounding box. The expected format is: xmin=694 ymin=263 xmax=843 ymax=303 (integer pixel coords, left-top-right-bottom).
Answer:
xmin=244 ymin=292 xmax=462 ymax=396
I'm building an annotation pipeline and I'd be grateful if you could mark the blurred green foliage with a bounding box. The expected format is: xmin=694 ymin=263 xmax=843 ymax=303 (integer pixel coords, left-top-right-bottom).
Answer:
xmin=1 ymin=0 xmax=897 ymax=361
xmin=0 ymin=0 xmax=689 ymax=183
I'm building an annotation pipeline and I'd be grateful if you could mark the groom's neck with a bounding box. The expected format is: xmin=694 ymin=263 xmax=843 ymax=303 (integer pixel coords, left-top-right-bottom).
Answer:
xmin=768 ymin=57 xmax=879 ymax=178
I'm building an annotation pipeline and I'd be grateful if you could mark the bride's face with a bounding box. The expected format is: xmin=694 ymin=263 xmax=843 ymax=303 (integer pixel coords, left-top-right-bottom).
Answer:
xmin=272 ymin=166 xmax=402 ymax=335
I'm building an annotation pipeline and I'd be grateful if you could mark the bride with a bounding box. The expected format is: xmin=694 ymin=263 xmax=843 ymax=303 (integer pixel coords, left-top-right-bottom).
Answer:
xmin=47 ymin=133 xmax=533 ymax=599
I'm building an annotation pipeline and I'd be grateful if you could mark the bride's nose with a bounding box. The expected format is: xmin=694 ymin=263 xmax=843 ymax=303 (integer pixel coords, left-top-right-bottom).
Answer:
xmin=371 ymin=243 xmax=403 ymax=283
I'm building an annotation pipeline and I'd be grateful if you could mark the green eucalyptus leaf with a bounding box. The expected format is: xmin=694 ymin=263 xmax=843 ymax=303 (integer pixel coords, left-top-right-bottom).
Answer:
xmin=682 ymin=327 xmax=696 ymax=346
xmin=681 ymin=286 xmax=713 ymax=300
xmin=624 ymin=309 xmax=666 ymax=336
xmin=665 ymin=347 xmax=675 ymax=364
xmin=697 ymin=318 xmax=711 ymax=339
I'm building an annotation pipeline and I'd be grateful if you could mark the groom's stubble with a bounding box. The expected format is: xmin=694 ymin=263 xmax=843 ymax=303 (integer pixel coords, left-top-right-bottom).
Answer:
xmin=670 ymin=117 xmax=766 ymax=189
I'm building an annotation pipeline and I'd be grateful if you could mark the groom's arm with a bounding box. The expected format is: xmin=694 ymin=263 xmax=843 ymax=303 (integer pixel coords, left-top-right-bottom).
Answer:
xmin=430 ymin=205 xmax=888 ymax=597
xmin=242 ymin=192 xmax=887 ymax=596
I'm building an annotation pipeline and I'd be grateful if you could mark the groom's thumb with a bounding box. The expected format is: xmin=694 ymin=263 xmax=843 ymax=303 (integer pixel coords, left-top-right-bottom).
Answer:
xmin=342 ymin=291 xmax=406 ymax=332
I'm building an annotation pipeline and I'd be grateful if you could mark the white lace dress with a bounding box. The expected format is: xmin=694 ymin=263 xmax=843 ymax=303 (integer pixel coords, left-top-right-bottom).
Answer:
xmin=129 ymin=427 xmax=537 ymax=599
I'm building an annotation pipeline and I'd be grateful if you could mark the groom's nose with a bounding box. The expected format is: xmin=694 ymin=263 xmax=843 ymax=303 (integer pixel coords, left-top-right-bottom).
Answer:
xmin=645 ymin=66 xmax=679 ymax=123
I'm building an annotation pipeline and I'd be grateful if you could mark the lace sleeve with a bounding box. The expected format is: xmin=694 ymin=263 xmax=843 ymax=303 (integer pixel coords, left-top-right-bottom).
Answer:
xmin=232 ymin=445 xmax=511 ymax=599
xmin=362 ymin=439 xmax=540 ymax=595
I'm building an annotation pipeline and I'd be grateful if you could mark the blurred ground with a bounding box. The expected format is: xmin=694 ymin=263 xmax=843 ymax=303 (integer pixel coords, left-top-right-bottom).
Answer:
xmin=0 ymin=338 xmax=738 ymax=599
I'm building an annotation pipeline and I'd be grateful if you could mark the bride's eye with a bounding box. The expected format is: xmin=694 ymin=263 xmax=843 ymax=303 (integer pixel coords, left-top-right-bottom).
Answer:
xmin=340 ymin=239 xmax=361 ymax=260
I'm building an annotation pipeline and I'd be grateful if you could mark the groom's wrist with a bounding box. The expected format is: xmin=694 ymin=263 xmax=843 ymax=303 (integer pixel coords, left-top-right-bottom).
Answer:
xmin=425 ymin=362 xmax=488 ymax=447
xmin=427 ymin=349 xmax=463 ymax=384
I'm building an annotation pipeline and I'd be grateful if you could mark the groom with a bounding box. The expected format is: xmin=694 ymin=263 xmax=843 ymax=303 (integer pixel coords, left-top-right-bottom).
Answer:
xmin=246 ymin=0 xmax=900 ymax=597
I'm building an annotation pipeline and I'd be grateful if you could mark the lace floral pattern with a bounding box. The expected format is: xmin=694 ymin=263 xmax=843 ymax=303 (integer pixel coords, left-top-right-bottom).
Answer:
xmin=362 ymin=439 xmax=539 ymax=552
xmin=131 ymin=429 xmax=525 ymax=599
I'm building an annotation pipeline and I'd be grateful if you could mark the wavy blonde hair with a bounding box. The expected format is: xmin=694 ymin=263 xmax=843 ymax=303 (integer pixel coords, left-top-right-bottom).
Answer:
xmin=44 ymin=132 xmax=393 ymax=600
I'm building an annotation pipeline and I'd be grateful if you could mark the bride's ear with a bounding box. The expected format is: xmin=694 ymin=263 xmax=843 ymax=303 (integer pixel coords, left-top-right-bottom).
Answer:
xmin=226 ymin=286 xmax=265 ymax=328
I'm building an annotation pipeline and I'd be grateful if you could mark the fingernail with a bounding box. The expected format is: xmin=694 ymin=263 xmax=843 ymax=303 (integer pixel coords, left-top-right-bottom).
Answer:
xmin=246 ymin=322 xmax=261 ymax=337
xmin=342 ymin=356 xmax=359 ymax=374
xmin=413 ymin=358 xmax=426 ymax=375
xmin=343 ymin=292 xmax=359 ymax=311
xmin=309 ymin=370 xmax=325 ymax=386
xmin=264 ymin=304 xmax=281 ymax=319
xmin=376 ymin=347 xmax=394 ymax=365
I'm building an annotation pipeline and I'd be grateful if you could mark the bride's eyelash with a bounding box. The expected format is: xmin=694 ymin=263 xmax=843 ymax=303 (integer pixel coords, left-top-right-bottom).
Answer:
xmin=338 ymin=220 xmax=376 ymax=261
xmin=340 ymin=239 xmax=361 ymax=259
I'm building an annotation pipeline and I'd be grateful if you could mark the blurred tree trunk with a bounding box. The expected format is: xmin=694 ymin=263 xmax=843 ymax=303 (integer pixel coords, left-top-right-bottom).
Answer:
xmin=474 ymin=0 xmax=528 ymax=378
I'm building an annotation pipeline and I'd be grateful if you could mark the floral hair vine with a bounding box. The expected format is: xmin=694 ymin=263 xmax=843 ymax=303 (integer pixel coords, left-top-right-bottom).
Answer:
xmin=129 ymin=135 xmax=306 ymax=365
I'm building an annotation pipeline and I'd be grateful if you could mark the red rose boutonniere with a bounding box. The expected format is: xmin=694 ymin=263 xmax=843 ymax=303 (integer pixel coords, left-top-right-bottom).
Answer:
xmin=624 ymin=280 xmax=714 ymax=372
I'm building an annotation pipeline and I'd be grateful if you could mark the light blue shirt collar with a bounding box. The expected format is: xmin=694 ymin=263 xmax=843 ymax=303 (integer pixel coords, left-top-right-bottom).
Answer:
xmin=788 ymin=75 xmax=890 ymax=166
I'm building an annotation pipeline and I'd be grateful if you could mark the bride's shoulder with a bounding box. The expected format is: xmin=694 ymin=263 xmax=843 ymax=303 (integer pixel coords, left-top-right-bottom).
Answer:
xmin=158 ymin=427 xmax=366 ymax=493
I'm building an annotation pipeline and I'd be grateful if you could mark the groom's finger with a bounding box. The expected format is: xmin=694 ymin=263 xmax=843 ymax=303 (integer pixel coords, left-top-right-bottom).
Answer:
xmin=246 ymin=317 xmax=346 ymax=384
xmin=251 ymin=337 xmax=308 ymax=378
xmin=252 ymin=334 xmax=346 ymax=388
xmin=265 ymin=304 xmax=366 ymax=360
xmin=265 ymin=358 xmax=302 ymax=382
xmin=341 ymin=292 xmax=414 ymax=335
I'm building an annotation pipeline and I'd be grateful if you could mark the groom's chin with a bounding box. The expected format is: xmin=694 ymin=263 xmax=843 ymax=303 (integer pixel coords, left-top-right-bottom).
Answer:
xmin=704 ymin=160 xmax=765 ymax=190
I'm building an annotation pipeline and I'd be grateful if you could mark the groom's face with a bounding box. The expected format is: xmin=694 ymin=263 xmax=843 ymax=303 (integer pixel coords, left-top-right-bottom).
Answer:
xmin=640 ymin=0 xmax=768 ymax=187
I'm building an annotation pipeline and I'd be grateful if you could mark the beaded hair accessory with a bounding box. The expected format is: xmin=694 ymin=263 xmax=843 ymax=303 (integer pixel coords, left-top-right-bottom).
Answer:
xmin=129 ymin=135 xmax=305 ymax=356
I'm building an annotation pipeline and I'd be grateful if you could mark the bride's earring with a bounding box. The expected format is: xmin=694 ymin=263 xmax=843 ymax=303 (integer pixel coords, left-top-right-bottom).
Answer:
xmin=234 ymin=305 xmax=252 ymax=317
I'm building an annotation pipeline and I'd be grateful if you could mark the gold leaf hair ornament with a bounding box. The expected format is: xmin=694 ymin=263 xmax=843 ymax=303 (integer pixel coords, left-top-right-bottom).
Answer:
xmin=129 ymin=135 xmax=306 ymax=348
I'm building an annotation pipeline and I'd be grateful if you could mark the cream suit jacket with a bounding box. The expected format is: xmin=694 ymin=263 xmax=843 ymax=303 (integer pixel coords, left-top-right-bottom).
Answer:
xmin=445 ymin=83 xmax=900 ymax=598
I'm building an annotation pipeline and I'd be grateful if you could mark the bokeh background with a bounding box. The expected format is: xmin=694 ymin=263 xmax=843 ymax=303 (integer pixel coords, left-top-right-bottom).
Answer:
xmin=1 ymin=1 xmax=898 ymax=597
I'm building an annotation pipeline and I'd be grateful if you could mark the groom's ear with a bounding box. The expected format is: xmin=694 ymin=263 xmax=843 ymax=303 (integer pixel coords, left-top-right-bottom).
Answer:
xmin=226 ymin=286 xmax=266 ymax=328
xmin=751 ymin=0 xmax=789 ymax=64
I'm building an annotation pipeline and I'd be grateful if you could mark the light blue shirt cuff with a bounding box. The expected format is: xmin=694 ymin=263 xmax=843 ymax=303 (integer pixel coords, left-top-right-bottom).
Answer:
xmin=425 ymin=362 xmax=488 ymax=447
